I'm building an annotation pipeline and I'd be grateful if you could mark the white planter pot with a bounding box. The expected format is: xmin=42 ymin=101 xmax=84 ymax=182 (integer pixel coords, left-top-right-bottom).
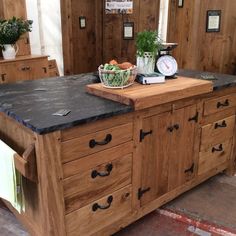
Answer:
xmin=136 ymin=52 xmax=155 ymax=74
xmin=2 ymin=44 xmax=19 ymax=60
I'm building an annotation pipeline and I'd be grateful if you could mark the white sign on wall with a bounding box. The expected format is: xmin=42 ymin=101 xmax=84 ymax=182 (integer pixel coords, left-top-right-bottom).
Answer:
xmin=105 ymin=0 xmax=133 ymax=14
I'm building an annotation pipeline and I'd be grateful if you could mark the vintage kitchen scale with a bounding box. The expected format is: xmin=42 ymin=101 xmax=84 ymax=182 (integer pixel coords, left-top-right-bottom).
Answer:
xmin=155 ymin=43 xmax=178 ymax=78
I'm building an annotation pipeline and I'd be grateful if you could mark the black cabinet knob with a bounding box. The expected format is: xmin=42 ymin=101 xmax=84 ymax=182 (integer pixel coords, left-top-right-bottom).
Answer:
xmin=92 ymin=196 xmax=113 ymax=212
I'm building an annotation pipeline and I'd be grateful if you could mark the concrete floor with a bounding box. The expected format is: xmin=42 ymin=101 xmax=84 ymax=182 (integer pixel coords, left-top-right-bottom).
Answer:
xmin=0 ymin=174 xmax=236 ymax=236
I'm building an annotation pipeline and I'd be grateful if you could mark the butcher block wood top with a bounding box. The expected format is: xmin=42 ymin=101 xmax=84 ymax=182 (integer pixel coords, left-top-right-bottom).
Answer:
xmin=86 ymin=77 xmax=213 ymax=110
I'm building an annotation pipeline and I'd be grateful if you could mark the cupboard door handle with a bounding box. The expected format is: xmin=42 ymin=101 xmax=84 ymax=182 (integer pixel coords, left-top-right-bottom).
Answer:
xmin=21 ymin=66 xmax=31 ymax=71
xmin=91 ymin=163 xmax=113 ymax=178
xmin=1 ymin=74 xmax=6 ymax=82
xmin=140 ymin=129 xmax=152 ymax=142
xmin=89 ymin=134 xmax=112 ymax=148
xmin=217 ymin=99 xmax=229 ymax=108
xmin=167 ymin=126 xmax=174 ymax=132
xmin=174 ymin=124 xmax=180 ymax=130
xmin=212 ymin=144 xmax=223 ymax=153
xmin=215 ymin=120 xmax=227 ymax=129
xmin=184 ymin=163 xmax=194 ymax=174
xmin=92 ymin=196 xmax=113 ymax=212
xmin=43 ymin=67 xmax=47 ymax=73
xmin=188 ymin=112 xmax=199 ymax=123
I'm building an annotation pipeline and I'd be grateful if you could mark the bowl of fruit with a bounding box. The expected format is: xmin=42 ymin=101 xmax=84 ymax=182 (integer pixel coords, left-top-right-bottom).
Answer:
xmin=98 ymin=60 xmax=137 ymax=89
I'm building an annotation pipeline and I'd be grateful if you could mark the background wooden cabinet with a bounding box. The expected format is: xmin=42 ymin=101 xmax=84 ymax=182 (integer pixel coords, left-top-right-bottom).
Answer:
xmin=0 ymin=56 xmax=49 ymax=84
xmin=140 ymin=105 xmax=198 ymax=206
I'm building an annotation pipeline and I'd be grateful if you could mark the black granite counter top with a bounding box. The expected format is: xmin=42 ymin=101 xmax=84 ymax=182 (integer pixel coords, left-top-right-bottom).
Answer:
xmin=0 ymin=70 xmax=235 ymax=135
xmin=178 ymin=69 xmax=236 ymax=91
xmin=0 ymin=74 xmax=133 ymax=134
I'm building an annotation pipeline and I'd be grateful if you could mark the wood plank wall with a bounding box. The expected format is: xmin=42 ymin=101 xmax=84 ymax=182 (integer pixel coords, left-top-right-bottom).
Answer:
xmin=61 ymin=0 xmax=160 ymax=75
xmin=167 ymin=0 xmax=236 ymax=75
xmin=0 ymin=0 xmax=31 ymax=56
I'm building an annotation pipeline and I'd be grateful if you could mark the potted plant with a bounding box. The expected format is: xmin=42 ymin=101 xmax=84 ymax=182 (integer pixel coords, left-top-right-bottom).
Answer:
xmin=0 ymin=17 xmax=33 ymax=60
xmin=136 ymin=30 xmax=162 ymax=74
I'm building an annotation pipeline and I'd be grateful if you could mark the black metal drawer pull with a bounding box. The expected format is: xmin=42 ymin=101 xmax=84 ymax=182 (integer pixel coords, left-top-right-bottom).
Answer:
xmin=91 ymin=163 xmax=113 ymax=179
xmin=215 ymin=120 xmax=227 ymax=129
xmin=184 ymin=163 xmax=194 ymax=174
xmin=89 ymin=134 xmax=112 ymax=148
xmin=92 ymin=196 xmax=113 ymax=212
xmin=212 ymin=144 xmax=223 ymax=153
xmin=217 ymin=99 xmax=229 ymax=108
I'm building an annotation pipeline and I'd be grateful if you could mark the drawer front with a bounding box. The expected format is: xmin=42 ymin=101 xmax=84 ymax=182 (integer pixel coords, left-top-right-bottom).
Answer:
xmin=203 ymin=94 xmax=236 ymax=116
xmin=201 ymin=115 xmax=235 ymax=150
xmin=61 ymin=122 xmax=133 ymax=163
xmin=65 ymin=185 xmax=132 ymax=236
xmin=0 ymin=58 xmax=48 ymax=83
xmin=63 ymin=150 xmax=132 ymax=213
xmin=198 ymin=139 xmax=232 ymax=175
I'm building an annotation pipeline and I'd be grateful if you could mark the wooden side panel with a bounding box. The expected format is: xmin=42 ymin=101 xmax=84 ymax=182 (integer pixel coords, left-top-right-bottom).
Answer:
xmin=0 ymin=113 xmax=42 ymax=235
xmin=168 ymin=0 xmax=236 ymax=74
xmin=35 ymin=131 xmax=67 ymax=236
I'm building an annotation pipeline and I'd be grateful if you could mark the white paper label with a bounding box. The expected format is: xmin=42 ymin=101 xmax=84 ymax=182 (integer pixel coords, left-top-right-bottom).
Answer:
xmin=106 ymin=1 xmax=133 ymax=10
xmin=208 ymin=15 xmax=220 ymax=29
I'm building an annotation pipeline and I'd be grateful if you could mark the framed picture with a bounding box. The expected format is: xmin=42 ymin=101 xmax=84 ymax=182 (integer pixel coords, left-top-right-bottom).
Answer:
xmin=79 ymin=16 xmax=86 ymax=29
xmin=123 ymin=22 xmax=134 ymax=40
xmin=206 ymin=10 xmax=221 ymax=32
xmin=178 ymin=0 xmax=184 ymax=8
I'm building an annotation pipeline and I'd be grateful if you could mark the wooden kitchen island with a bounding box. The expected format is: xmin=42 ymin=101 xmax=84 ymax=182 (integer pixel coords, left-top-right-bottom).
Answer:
xmin=0 ymin=71 xmax=235 ymax=236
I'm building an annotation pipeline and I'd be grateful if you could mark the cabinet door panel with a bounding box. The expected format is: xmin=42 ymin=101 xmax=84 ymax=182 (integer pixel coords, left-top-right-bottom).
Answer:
xmin=140 ymin=105 xmax=198 ymax=206
xmin=168 ymin=105 xmax=197 ymax=191
xmin=141 ymin=112 xmax=172 ymax=206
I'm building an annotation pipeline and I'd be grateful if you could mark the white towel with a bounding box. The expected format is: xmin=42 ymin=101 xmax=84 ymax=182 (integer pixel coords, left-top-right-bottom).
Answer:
xmin=0 ymin=139 xmax=25 ymax=213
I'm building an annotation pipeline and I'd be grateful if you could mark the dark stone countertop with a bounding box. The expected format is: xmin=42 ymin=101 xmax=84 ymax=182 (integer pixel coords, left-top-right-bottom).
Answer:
xmin=178 ymin=69 xmax=236 ymax=91
xmin=0 ymin=74 xmax=133 ymax=134
xmin=0 ymin=70 xmax=235 ymax=135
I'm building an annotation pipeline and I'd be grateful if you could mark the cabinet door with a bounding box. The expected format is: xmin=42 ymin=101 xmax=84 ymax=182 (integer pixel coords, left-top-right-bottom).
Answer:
xmin=140 ymin=105 xmax=198 ymax=206
xmin=168 ymin=105 xmax=197 ymax=191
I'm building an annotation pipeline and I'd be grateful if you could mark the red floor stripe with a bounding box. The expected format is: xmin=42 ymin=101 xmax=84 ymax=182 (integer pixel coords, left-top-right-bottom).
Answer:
xmin=158 ymin=209 xmax=236 ymax=236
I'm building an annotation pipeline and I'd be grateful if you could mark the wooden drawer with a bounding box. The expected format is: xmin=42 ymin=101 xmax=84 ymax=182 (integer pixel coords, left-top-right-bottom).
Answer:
xmin=203 ymin=94 xmax=236 ymax=116
xmin=0 ymin=57 xmax=49 ymax=83
xmin=65 ymin=185 xmax=132 ymax=236
xmin=198 ymin=139 xmax=232 ymax=175
xmin=61 ymin=122 xmax=133 ymax=163
xmin=201 ymin=115 xmax=235 ymax=150
xmin=63 ymin=142 xmax=133 ymax=213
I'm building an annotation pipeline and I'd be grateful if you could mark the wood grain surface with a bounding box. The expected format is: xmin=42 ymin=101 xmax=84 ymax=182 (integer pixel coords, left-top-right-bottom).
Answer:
xmin=86 ymin=77 xmax=213 ymax=110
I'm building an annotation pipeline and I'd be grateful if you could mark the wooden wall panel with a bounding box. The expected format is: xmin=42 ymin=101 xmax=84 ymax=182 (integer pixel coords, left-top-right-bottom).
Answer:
xmin=61 ymin=0 xmax=160 ymax=74
xmin=0 ymin=0 xmax=31 ymax=56
xmin=167 ymin=0 xmax=236 ymax=75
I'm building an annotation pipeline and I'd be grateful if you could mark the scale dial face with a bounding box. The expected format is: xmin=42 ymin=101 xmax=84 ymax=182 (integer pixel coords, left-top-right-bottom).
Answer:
xmin=156 ymin=55 xmax=178 ymax=76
